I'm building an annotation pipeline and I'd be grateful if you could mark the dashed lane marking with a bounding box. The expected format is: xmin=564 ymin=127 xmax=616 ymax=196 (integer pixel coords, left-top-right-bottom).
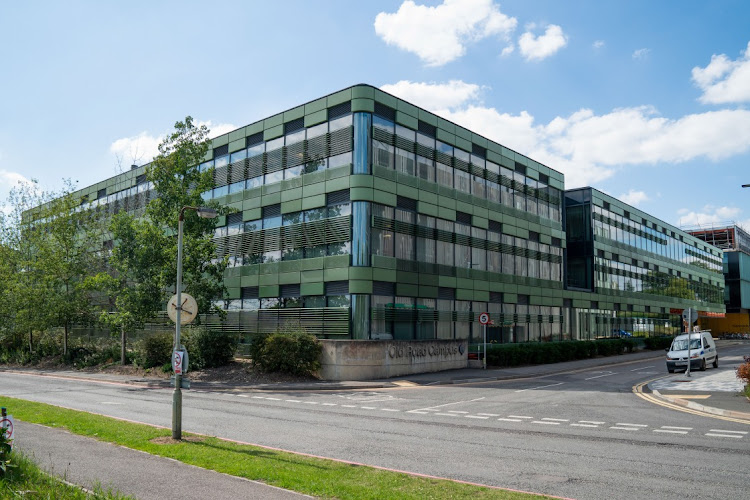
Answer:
xmin=610 ymin=427 xmax=640 ymax=431
xmin=579 ymin=420 xmax=605 ymax=425
xmin=498 ymin=418 xmax=523 ymax=422
xmin=321 ymin=403 xmax=337 ymax=406
xmin=435 ymin=413 xmax=460 ymax=417
xmin=448 ymin=411 xmax=469 ymax=414
xmin=508 ymin=415 xmax=533 ymax=419
xmin=661 ymin=426 xmax=692 ymax=430
xmin=360 ymin=406 xmax=376 ymax=410
xmin=709 ymin=429 xmax=747 ymax=434
xmin=706 ymin=433 xmax=743 ymax=438
xmin=465 ymin=415 xmax=489 ymax=419
xmin=381 ymin=408 xmax=400 ymax=412
xmin=585 ymin=372 xmax=616 ymax=380
xmin=532 ymin=421 xmax=560 ymax=425
xmin=571 ymin=424 xmax=599 ymax=428
xmin=616 ymin=423 xmax=648 ymax=427
xmin=477 ymin=413 xmax=500 ymax=417
xmin=514 ymin=382 xmax=564 ymax=393
xmin=285 ymin=400 xmax=301 ymax=403
xmin=542 ymin=418 xmax=569 ymax=422
xmin=654 ymin=429 xmax=689 ymax=434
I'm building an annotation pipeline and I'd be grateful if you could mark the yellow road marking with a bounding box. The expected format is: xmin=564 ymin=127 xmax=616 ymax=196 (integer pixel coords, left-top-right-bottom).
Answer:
xmin=633 ymin=379 xmax=750 ymax=425
xmin=668 ymin=395 xmax=711 ymax=400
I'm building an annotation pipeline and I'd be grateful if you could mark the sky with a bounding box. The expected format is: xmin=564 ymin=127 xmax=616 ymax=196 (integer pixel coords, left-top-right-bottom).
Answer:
xmin=1 ymin=0 xmax=749 ymax=230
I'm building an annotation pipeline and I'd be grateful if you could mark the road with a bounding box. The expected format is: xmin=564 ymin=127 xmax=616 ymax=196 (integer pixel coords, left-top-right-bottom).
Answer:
xmin=2 ymin=344 xmax=749 ymax=500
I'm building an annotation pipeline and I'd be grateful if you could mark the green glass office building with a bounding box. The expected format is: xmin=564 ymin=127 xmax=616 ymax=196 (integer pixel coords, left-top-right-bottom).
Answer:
xmin=61 ymin=84 xmax=725 ymax=345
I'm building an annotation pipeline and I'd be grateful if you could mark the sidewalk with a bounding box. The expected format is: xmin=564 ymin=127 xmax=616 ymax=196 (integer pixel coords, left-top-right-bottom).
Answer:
xmin=13 ymin=421 xmax=310 ymax=500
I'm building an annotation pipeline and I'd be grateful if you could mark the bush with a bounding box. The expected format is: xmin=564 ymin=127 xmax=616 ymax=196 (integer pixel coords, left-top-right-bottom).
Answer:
xmin=643 ymin=336 xmax=674 ymax=351
xmin=182 ymin=327 xmax=237 ymax=370
xmin=252 ymin=322 xmax=321 ymax=376
xmin=736 ymin=355 xmax=750 ymax=396
xmin=135 ymin=332 xmax=173 ymax=369
xmin=486 ymin=338 xmax=633 ymax=367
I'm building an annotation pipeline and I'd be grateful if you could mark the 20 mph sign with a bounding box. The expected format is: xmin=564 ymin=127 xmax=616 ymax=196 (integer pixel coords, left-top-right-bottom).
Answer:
xmin=479 ymin=312 xmax=490 ymax=325
xmin=1 ymin=415 xmax=13 ymax=450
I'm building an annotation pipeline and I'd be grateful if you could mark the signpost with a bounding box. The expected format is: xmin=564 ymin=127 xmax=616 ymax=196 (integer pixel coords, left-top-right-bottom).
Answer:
xmin=682 ymin=308 xmax=698 ymax=377
xmin=1 ymin=407 xmax=13 ymax=451
xmin=479 ymin=312 xmax=490 ymax=370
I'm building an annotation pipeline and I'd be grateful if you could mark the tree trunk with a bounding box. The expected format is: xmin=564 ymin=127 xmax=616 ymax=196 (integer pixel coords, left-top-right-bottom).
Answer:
xmin=121 ymin=324 xmax=126 ymax=365
xmin=28 ymin=330 xmax=33 ymax=353
xmin=64 ymin=323 xmax=69 ymax=357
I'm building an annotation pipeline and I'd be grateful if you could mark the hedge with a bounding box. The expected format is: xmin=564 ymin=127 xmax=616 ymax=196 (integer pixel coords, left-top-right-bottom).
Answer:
xmin=486 ymin=338 xmax=637 ymax=368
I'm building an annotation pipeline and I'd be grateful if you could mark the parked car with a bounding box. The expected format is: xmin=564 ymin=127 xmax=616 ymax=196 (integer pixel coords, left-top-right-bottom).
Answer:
xmin=665 ymin=332 xmax=718 ymax=373
xmin=612 ymin=329 xmax=632 ymax=338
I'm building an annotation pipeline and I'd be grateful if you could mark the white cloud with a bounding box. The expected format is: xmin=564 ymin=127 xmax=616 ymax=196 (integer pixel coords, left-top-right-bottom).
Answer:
xmin=518 ymin=24 xmax=568 ymax=61
xmin=692 ymin=41 xmax=750 ymax=104
xmin=619 ymin=189 xmax=649 ymax=207
xmin=381 ymin=80 xmax=750 ymax=188
xmin=676 ymin=205 xmax=742 ymax=229
xmin=374 ymin=0 xmax=517 ymax=66
xmin=380 ymin=80 xmax=482 ymax=113
xmin=501 ymin=45 xmax=514 ymax=57
xmin=593 ymin=40 xmax=605 ymax=49
xmin=632 ymin=48 xmax=650 ymax=59
xmin=110 ymin=120 xmax=237 ymax=167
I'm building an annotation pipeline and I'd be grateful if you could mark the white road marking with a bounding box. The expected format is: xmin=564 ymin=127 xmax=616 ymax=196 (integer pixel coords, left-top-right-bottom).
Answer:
xmin=304 ymin=401 xmax=318 ymax=405
xmin=532 ymin=421 xmax=560 ymax=425
xmin=341 ymin=405 xmax=356 ymax=408
xmin=100 ymin=402 xmax=122 ymax=405
xmin=477 ymin=413 xmax=499 ymax=417
xmin=610 ymin=427 xmax=639 ymax=431
xmin=709 ymin=429 xmax=747 ymax=434
xmin=542 ymin=418 xmax=569 ymax=422
xmin=252 ymin=396 xmax=265 ymax=399
xmin=661 ymin=426 xmax=692 ymax=430
xmin=237 ymin=394 xmax=249 ymax=398
xmin=508 ymin=415 xmax=534 ymax=419
xmin=408 ymin=411 xmax=429 ymax=414
xmin=585 ymin=372 xmax=616 ymax=380
xmin=285 ymin=400 xmax=301 ymax=403
xmin=266 ymin=397 xmax=280 ymax=401
xmin=381 ymin=408 xmax=400 ymax=412
xmin=465 ymin=415 xmax=489 ymax=419
xmin=321 ymin=403 xmax=337 ymax=406
xmin=435 ymin=413 xmax=459 ymax=417
xmin=413 ymin=397 xmax=486 ymax=413
xmin=498 ymin=418 xmax=522 ymax=422
xmin=571 ymin=424 xmax=599 ymax=428
xmin=360 ymin=406 xmax=376 ymax=410
xmin=448 ymin=411 xmax=469 ymax=414
xmin=515 ymin=382 xmax=564 ymax=393
xmin=579 ymin=420 xmax=605 ymax=425
xmin=631 ymin=366 xmax=654 ymax=371
xmin=705 ymin=433 xmax=743 ymax=438
xmin=654 ymin=429 xmax=688 ymax=434
xmin=616 ymin=423 xmax=648 ymax=427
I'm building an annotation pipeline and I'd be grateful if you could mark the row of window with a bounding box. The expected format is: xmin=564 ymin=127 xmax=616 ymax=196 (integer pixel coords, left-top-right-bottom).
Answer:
xmin=371 ymin=204 xmax=562 ymax=281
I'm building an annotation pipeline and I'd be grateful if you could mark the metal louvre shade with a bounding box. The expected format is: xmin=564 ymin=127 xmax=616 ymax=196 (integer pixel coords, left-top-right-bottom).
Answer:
xmin=214 ymin=165 xmax=230 ymax=186
xmin=265 ymin=148 xmax=283 ymax=173
xmin=230 ymin=159 xmax=247 ymax=183
xmin=372 ymin=127 xmax=394 ymax=145
xmin=246 ymin=155 xmax=263 ymax=179
xmin=329 ymin=127 xmax=353 ymax=156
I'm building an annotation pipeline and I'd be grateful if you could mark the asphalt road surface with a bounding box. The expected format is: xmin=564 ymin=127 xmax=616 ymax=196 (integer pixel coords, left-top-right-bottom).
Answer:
xmin=2 ymin=344 xmax=748 ymax=500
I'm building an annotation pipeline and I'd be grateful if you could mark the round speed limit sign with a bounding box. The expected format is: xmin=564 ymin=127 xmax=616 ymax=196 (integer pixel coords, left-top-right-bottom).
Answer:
xmin=479 ymin=312 xmax=490 ymax=325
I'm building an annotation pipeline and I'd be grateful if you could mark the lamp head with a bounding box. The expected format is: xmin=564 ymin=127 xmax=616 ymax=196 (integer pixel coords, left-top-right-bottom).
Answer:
xmin=196 ymin=207 xmax=218 ymax=219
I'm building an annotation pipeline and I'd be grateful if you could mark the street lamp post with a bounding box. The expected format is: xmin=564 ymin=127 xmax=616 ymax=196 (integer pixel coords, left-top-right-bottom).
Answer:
xmin=172 ymin=205 xmax=217 ymax=440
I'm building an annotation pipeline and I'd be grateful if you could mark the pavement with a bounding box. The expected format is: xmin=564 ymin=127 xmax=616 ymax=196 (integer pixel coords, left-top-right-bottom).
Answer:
xmin=4 ymin=340 xmax=749 ymax=499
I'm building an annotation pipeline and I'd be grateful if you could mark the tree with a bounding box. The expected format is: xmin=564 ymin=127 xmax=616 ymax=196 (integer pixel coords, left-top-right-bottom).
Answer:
xmin=88 ymin=116 xmax=225 ymax=364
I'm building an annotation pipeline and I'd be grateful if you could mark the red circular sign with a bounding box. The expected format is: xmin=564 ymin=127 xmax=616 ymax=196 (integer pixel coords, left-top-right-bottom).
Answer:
xmin=479 ymin=312 xmax=490 ymax=325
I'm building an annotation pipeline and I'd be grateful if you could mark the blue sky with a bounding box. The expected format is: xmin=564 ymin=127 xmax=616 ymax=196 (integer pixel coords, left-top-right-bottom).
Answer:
xmin=1 ymin=0 xmax=749 ymax=230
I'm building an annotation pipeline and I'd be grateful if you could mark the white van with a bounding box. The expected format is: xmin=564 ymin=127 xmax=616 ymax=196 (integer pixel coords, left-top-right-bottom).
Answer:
xmin=666 ymin=331 xmax=718 ymax=373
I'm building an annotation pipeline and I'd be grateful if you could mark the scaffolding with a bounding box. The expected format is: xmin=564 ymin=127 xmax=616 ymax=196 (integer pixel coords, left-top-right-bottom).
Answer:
xmin=683 ymin=221 xmax=750 ymax=254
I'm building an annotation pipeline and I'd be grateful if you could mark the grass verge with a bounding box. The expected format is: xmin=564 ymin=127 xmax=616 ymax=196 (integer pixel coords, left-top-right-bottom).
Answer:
xmin=1 ymin=451 xmax=133 ymax=499
xmin=2 ymin=396 xmax=551 ymax=499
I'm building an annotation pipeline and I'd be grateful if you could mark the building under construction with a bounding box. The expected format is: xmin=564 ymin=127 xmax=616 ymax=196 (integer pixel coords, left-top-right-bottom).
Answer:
xmin=687 ymin=223 xmax=750 ymax=333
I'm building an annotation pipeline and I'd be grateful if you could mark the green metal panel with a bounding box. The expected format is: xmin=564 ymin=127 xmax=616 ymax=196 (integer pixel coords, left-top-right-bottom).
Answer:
xmin=349 ymin=280 xmax=373 ymax=294
xmin=397 ymin=99 xmax=418 ymax=118
xmin=259 ymin=285 xmax=280 ymax=298
xmin=327 ymin=88 xmax=352 ymax=107
xmin=473 ymin=280 xmax=489 ymax=291
xmin=212 ymin=135 xmax=229 ymax=147
xmin=259 ymin=274 xmax=278 ymax=286
xmin=242 ymin=199 xmax=262 ymax=213
xmin=304 ymin=109 xmax=328 ymax=127
xmin=438 ymin=207 xmax=456 ymax=221
xmin=301 ymin=269 xmax=324 ymax=282
xmin=351 ymin=85 xmax=375 ymax=99
xmin=225 ymin=276 xmax=241 ymax=288
xmin=349 ymin=175 xmax=374 ymax=188
xmin=305 ymin=98 xmax=327 ymax=114
xmin=504 ymin=293 xmax=518 ymax=304
xmin=302 ymin=181 xmax=326 ymax=197
xmin=300 ymin=282 xmax=324 ymax=296
xmin=351 ymin=98 xmax=375 ymax=113
xmin=373 ymin=268 xmax=397 ymax=281
xmin=284 ymin=105 xmax=305 ymax=122
xmin=262 ymin=192 xmax=281 ymax=205
xmin=300 ymin=194 xmax=325 ymax=210
xmin=456 ymin=289 xmax=473 ymax=300
xmin=396 ymin=184 xmax=419 ymax=199
xmin=418 ymin=109 xmax=438 ymax=126
xmin=374 ymin=177 xmax=398 ymax=194
xmin=324 ymin=267 xmax=348 ymax=281
xmin=456 ymin=278 xmax=473 ymax=290
xmin=348 ymin=267 xmax=373 ymax=280
xmin=472 ymin=206 xmax=489 ymax=219
xmin=228 ymin=138 xmax=245 ymax=153
xmin=417 ymin=201 xmax=438 ymax=217
xmin=436 ymin=117 xmax=455 ymax=134
xmin=419 ymin=285 xmax=438 ymax=298
xmin=373 ymin=88 xmax=398 ymax=108
xmin=224 ymin=287 xmax=241 ymax=299
xmin=240 ymin=275 xmax=259 ymax=287
xmin=473 ymin=290 xmax=489 ymax=302
xmin=396 ymin=111 xmax=418 ymax=129
xmin=455 ymin=200 xmax=473 ymax=214
xmin=325 ymin=255 xmax=350 ymax=268
xmin=278 ymin=272 xmax=301 ymax=285
xmin=373 ymin=190 xmax=397 ymax=207
xmin=326 ymin=176 xmax=350 ymax=192
xmin=436 ymin=128 xmax=456 ymax=146
xmin=280 ymin=199 xmax=301 ymax=214
xmin=327 ymin=165 xmax=350 ymax=179
xmin=350 ymin=187 xmax=374 ymax=201
xmin=471 ymin=134 xmax=489 ymax=148
xmin=263 ymin=124 xmax=284 ymax=141
xmin=228 ymin=128 xmax=245 ymax=143
xmin=418 ymin=190 xmax=437 ymax=204
xmin=227 ymin=201 xmax=243 ymax=213
xmin=264 ymin=113 xmax=283 ymax=128
xmin=438 ymin=275 xmax=457 ymax=288
xmin=419 ymin=273 xmax=439 ymax=286
xmin=245 ymin=121 xmax=263 ymax=136
xmin=397 ymin=271 xmax=419 ymax=284
xmin=280 ymin=187 xmax=302 ymax=203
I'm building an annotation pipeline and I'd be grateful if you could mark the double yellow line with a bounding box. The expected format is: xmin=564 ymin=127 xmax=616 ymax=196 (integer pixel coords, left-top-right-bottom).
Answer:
xmin=633 ymin=378 xmax=750 ymax=425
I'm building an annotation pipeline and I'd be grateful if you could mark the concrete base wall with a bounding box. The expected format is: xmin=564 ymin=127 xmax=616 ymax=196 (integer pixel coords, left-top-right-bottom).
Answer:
xmin=319 ymin=339 xmax=468 ymax=381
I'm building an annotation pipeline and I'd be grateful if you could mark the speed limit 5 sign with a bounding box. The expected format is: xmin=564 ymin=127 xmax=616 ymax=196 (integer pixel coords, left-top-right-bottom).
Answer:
xmin=479 ymin=312 xmax=490 ymax=325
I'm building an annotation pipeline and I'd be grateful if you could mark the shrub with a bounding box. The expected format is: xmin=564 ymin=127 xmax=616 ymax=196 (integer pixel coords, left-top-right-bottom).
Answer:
xmin=252 ymin=322 xmax=321 ymax=376
xmin=643 ymin=336 xmax=674 ymax=351
xmin=486 ymin=338 xmax=634 ymax=367
xmin=737 ymin=355 xmax=750 ymax=397
xmin=135 ymin=332 xmax=173 ymax=369
xmin=183 ymin=327 xmax=237 ymax=370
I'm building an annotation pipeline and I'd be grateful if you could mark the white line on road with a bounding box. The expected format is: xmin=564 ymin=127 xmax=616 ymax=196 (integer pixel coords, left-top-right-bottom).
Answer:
xmin=508 ymin=415 xmax=534 ymax=419
xmin=321 ymin=403 xmax=337 ymax=406
xmin=381 ymin=408 xmax=400 ymax=412
xmin=585 ymin=372 xmax=616 ymax=380
xmin=341 ymin=405 xmax=356 ymax=408
xmin=542 ymin=418 xmax=569 ymax=422
xmin=610 ymin=427 xmax=640 ymax=431
xmin=434 ymin=413 xmax=459 ymax=417
xmin=654 ymin=429 xmax=688 ymax=434
xmin=408 ymin=410 xmax=428 ymax=414
xmin=251 ymin=396 xmax=265 ymax=399
xmin=414 ymin=397 xmax=486 ymax=413
xmin=465 ymin=415 xmax=489 ymax=419
xmin=631 ymin=366 xmax=655 ymax=371
xmin=532 ymin=421 xmax=560 ymax=425
xmin=477 ymin=413 xmax=499 ymax=417
xmin=266 ymin=397 xmax=281 ymax=401
xmin=100 ymin=402 xmax=122 ymax=405
xmin=304 ymin=401 xmax=319 ymax=405
xmin=571 ymin=424 xmax=599 ymax=428
xmin=515 ymin=382 xmax=564 ymax=393
xmin=448 ymin=411 xmax=469 ymax=414
xmin=497 ymin=418 xmax=522 ymax=422
xmin=705 ymin=433 xmax=743 ymax=438
xmin=579 ymin=421 xmax=605 ymax=425
xmin=285 ymin=400 xmax=301 ymax=403
xmin=360 ymin=406 xmax=376 ymax=410
xmin=661 ymin=426 xmax=692 ymax=430
xmin=709 ymin=429 xmax=747 ymax=434
xmin=616 ymin=423 xmax=648 ymax=427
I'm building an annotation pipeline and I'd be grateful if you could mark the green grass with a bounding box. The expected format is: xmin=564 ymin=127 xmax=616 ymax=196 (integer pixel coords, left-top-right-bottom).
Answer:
xmin=1 ymin=451 xmax=133 ymax=499
xmin=1 ymin=397 xmax=551 ymax=499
